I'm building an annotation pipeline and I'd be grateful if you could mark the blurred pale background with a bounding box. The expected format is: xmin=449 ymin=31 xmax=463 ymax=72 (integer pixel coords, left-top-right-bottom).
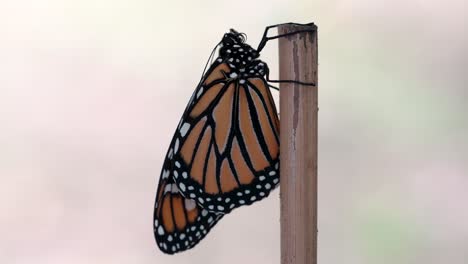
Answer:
xmin=1 ymin=0 xmax=467 ymax=263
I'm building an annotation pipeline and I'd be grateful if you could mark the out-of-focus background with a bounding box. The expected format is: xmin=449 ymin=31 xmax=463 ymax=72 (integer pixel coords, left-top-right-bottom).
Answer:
xmin=1 ymin=0 xmax=467 ymax=263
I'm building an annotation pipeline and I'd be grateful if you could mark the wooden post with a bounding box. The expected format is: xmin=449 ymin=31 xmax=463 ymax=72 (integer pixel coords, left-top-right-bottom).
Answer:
xmin=279 ymin=23 xmax=318 ymax=264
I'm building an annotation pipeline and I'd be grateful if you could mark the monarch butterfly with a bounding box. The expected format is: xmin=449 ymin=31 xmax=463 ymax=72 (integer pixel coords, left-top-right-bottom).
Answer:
xmin=154 ymin=23 xmax=316 ymax=254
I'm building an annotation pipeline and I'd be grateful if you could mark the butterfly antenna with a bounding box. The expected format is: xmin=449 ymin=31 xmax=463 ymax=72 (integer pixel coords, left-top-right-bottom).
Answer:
xmin=198 ymin=40 xmax=222 ymax=86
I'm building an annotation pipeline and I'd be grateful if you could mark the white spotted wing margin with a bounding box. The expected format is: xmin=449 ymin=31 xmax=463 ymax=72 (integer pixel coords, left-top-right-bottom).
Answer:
xmin=153 ymin=158 xmax=223 ymax=254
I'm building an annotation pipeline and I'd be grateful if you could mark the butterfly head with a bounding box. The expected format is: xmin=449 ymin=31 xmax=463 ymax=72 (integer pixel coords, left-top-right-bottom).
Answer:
xmin=226 ymin=29 xmax=246 ymax=43
xmin=219 ymin=29 xmax=260 ymax=70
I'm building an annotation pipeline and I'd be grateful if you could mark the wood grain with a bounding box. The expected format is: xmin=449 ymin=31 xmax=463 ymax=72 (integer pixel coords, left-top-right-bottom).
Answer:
xmin=278 ymin=23 xmax=318 ymax=264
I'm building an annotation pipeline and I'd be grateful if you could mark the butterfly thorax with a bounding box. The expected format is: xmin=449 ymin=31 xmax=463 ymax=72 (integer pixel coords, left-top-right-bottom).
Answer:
xmin=218 ymin=30 xmax=267 ymax=83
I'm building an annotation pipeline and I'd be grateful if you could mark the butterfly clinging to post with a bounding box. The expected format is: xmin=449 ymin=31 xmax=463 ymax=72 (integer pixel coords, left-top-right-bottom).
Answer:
xmin=153 ymin=23 xmax=316 ymax=254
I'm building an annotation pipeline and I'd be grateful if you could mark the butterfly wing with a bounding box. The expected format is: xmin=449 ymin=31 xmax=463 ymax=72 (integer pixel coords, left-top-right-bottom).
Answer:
xmin=154 ymin=30 xmax=280 ymax=255
xmin=153 ymin=157 xmax=223 ymax=254
xmin=168 ymin=60 xmax=280 ymax=214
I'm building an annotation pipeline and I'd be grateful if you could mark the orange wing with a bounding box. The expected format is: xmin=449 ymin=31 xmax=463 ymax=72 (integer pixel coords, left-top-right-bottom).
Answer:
xmin=166 ymin=61 xmax=280 ymax=214
xmin=153 ymin=159 xmax=223 ymax=254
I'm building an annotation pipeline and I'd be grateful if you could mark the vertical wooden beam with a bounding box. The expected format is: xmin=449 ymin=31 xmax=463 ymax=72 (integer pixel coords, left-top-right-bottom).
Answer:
xmin=279 ymin=23 xmax=318 ymax=264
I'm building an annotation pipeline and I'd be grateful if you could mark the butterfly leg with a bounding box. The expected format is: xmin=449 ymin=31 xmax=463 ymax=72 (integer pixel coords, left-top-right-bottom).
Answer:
xmin=265 ymin=64 xmax=316 ymax=87
xmin=256 ymin=22 xmax=317 ymax=53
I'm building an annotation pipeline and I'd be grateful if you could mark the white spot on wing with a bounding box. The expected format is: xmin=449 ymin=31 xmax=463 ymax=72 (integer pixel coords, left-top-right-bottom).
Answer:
xmin=174 ymin=139 xmax=180 ymax=153
xmin=171 ymin=184 xmax=180 ymax=193
xmin=201 ymin=209 xmax=208 ymax=217
xmin=168 ymin=148 xmax=173 ymax=159
xmin=179 ymin=182 xmax=186 ymax=192
xmin=164 ymin=184 xmax=172 ymax=193
xmin=196 ymin=87 xmax=204 ymax=98
xmin=180 ymin=123 xmax=190 ymax=137
xmin=184 ymin=199 xmax=196 ymax=210
xmin=162 ymin=170 xmax=170 ymax=179
xmin=157 ymin=226 xmax=164 ymax=235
